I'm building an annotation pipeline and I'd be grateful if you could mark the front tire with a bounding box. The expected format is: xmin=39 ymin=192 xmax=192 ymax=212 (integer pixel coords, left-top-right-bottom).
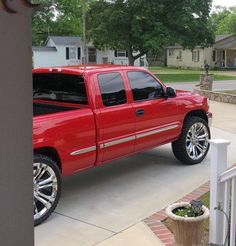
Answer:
xmin=172 ymin=116 xmax=210 ymax=165
xmin=33 ymin=154 xmax=61 ymax=226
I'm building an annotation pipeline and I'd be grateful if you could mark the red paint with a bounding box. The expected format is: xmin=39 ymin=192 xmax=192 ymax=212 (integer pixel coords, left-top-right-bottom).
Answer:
xmin=33 ymin=65 xmax=211 ymax=177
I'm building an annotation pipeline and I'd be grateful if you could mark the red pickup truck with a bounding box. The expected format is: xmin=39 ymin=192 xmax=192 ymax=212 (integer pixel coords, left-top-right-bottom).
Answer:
xmin=33 ymin=65 xmax=212 ymax=225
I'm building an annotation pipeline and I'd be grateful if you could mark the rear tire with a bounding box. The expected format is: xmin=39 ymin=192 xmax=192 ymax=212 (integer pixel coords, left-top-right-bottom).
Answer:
xmin=33 ymin=154 xmax=61 ymax=226
xmin=172 ymin=116 xmax=210 ymax=165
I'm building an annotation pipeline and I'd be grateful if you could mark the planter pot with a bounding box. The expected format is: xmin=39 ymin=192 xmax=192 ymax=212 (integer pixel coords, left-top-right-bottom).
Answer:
xmin=165 ymin=202 xmax=209 ymax=246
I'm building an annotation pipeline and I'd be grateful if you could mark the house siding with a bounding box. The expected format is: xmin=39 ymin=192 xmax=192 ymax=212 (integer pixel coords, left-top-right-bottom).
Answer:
xmin=167 ymin=47 xmax=213 ymax=69
xmin=33 ymin=45 xmax=82 ymax=68
xmin=227 ymin=50 xmax=236 ymax=67
xmin=96 ymin=50 xmax=146 ymax=66
xmin=167 ymin=35 xmax=236 ymax=69
xmin=33 ymin=36 xmax=148 ymax=68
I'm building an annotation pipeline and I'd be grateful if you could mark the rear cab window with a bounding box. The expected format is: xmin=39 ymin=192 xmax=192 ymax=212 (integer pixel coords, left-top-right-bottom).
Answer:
xmin=98 ymin=72 xmax=127 ymax=107
xmin=127 ymin=71 xmax=163 ymax=101
xmin=33 ymin=73 xmax=88 ymax=105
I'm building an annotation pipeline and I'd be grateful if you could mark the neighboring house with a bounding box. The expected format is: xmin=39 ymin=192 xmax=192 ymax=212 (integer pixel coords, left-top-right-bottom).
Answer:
xmin=166 ymin=34 xmax=236 ymax=69
xmin=33 ymin=36 xmax=147 ymax=68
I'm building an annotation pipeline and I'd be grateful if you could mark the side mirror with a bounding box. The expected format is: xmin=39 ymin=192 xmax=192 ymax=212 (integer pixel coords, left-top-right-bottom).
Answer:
xmin=165 ymin=87 xmax=176 ymax=98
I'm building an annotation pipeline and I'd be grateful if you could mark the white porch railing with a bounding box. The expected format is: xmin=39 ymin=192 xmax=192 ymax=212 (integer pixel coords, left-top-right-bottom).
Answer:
xmin=209 ymin=139 xmax=236 ymax=246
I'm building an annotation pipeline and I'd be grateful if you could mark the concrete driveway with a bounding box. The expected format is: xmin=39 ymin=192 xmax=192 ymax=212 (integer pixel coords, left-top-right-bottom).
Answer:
xmin=35 ymin=101 xmax=236 ymax=246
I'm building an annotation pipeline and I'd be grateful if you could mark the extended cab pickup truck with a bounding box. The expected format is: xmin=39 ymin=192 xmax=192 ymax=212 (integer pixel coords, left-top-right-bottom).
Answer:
xmin=33 ymin=65 xmax=212 ymax=225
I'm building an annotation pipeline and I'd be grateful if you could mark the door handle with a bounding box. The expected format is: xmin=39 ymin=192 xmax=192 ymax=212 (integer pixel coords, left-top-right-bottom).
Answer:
xmin=135 ymin=109 xmax=144 ymax=116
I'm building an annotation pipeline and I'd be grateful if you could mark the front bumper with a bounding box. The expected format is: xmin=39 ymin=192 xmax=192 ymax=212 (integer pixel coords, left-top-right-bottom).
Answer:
xmin=207 ymin=112 xmax=212 ymax=127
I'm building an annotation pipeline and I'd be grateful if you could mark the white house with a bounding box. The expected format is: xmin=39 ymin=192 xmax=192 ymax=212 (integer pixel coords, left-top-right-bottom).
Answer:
xmin=33 ymin=36 xmax=147 ymax=68
xmin=166 ymin=34 xmax=236 ymax=69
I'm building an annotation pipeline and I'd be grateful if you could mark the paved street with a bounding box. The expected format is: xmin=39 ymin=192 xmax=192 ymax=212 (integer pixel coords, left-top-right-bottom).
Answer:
xmin=35 ymin=100 xmax=236 ymax=246
xmin=166 ymin=80 xmax=236 ymax=91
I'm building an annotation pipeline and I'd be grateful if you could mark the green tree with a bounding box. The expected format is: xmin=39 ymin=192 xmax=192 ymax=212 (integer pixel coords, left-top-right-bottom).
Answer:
xmin=52 ymin=0 xmax=83 ymax=36
xmin=32 ymin=0 xmax=57 ymax=45
xmin=210 ymin=6 xmax=231 ymax=34
xmin=216 ymin=12 xmax=236 ymax=34
xmin=88 ymin=0 xmax=214 ymax=65
xmin=32 ymin=0 xmax=83 ymax=46
xmin=210 ymin=6 xmax=236 ymax=35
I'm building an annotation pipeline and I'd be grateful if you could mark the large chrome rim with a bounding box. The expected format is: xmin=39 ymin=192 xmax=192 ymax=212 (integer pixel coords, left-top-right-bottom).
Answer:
xmin=186 ymin=122 xmax=209 ymax=160
xmin=33 ymin=162 xmax=58 ymax=221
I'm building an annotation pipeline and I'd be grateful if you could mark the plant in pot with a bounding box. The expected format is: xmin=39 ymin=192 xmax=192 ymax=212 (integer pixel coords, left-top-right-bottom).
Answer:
xmin=165 ymin=200 xmax=209 ymax=246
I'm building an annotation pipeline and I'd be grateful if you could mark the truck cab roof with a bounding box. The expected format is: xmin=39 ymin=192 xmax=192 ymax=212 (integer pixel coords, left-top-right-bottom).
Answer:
xmin=33 ymin=65 xmax=148 ymax=76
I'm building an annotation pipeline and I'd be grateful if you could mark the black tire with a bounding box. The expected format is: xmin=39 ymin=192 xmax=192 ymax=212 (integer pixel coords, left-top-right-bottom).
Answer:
xmin=33 ymin=154 xmax=61 ymax=226
xmin=172 ymin=116 xmax=210 ymax=165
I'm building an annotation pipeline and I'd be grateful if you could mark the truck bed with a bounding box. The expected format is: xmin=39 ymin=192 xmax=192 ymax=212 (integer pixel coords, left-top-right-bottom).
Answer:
xmin=33 ymin=103 xmax=77 ymax=116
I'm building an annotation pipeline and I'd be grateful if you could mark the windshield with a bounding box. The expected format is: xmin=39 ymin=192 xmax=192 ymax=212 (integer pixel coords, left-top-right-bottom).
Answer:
xmin=33 ymin=73 xmax=88 ymax=104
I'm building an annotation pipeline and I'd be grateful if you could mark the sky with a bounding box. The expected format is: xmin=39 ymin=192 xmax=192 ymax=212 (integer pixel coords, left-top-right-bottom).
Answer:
xmin=212 ymin=0 xmax=236 ymax=8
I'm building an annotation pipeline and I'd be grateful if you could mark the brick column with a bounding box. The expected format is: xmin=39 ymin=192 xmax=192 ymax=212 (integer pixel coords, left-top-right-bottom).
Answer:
xmin=0 ymin=1 xmax=34 ymax=245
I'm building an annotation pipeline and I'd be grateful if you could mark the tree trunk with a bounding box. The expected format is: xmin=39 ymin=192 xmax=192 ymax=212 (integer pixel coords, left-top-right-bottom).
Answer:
xmin=129 ymin=56 xmax=135 ymax=66
xmin=127 ymin=46 xmax=147 ymax=66
xmin=127 ymin=46 xmax=135 ymax=66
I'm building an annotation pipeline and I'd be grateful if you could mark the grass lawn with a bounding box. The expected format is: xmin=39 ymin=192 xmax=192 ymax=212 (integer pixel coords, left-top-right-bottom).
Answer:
xmin=155 ymin=74 xmax=236 ymax=83
xmin=148 ymin=66 xmax=236 ymax=83
xmin=164 ymin=192 xmax=210 ymax=246
xmin=219 ymin=90 xmax=236 ymax=95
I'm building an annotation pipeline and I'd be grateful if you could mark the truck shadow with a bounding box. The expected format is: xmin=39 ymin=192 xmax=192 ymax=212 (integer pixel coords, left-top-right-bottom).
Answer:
xmin=62 ymin=144 xmax=177 ymax=189
xmin=60 ymin=143 xmax=207 ymax=198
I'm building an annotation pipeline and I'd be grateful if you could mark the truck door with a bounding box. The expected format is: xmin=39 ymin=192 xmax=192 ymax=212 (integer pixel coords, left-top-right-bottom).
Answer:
xmin=125 ymin=71 xmax=181 ymax=152
xmin=94 ymin=72 xmax=136 ymax=163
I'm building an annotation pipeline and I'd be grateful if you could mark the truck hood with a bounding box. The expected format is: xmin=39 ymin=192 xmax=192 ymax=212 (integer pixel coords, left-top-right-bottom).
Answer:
xmin=174 ymin=89 xmax=209 ymax=112
xmin=175 ymin=89 xmax=195 ymax=97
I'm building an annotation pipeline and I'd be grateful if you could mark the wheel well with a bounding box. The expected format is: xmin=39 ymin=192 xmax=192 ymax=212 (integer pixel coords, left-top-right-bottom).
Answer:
xmin=184 ymin=110 xmax=208 ymax=124
xmin=34 ymin=147 xmax=62 ymax=171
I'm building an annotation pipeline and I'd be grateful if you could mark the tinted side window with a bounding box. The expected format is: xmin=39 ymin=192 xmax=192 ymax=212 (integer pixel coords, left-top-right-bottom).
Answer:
xmin=127 ymin=71 xmax=163 ymax=101
xmin=98 ymin=73 xmax=127 ymax=107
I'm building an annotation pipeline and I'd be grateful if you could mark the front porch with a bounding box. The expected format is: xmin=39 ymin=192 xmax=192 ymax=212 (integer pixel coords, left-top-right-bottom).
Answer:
xmin=213 ymin=34 xmax=236 ymax=70
xmin=213 ymin=49 xmax=236 ymax=69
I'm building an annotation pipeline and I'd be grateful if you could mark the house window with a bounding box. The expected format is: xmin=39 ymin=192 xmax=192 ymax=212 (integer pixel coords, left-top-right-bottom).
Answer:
xmin=169 ymin=49 xmax=174 ymax=57
xmin=115 ymin=50 xmax=127 ymax=57
xmin=66 ymin=47 xmax=77 ymax=60
xmin=88 ymin=47 xmax=97 ymax=63
xmin=192 ymin=50 xmax=200 ymax=62
xmin=213 ymin=50 xmax=216 ymax=62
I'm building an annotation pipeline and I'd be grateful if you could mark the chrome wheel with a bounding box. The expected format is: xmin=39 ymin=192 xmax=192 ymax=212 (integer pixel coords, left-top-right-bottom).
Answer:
xmin=33 ymin=162 xmax=58 ymax=221
xmin=186 ymin=122 xmax=209 ymax=160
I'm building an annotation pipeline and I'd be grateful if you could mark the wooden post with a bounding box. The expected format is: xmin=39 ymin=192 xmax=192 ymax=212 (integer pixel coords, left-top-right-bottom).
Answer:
xmin=209 ymin=139 xmax=230 ymax=245
xmin=225 ymin=49 xmax=227 ymax=68
xmin=215 ymin=49 xmax=217 ymax=67
xmin=0 ymin=1 xmax=34 ymax=245
xmin=230 ymin=178 xmax=236 ymax=246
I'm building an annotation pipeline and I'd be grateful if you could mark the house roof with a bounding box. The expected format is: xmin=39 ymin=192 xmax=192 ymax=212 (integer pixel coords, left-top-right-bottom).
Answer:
xmin=33 ymin=47 xmax=57 ymax=52
xmin=167 ymin=34 xmax=236 ymax=49
xmin=47 ymin=36 xmax=82 ymax=46
xmin=215 ymin=35 xmax=232 ymax=42
xmin=214 ymin=34 xmax=236 ymax=49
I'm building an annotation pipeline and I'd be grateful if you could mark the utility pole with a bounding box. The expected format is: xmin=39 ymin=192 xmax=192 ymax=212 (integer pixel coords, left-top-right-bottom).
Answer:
xmin=82 ymin=0 xmax=87 ymax=65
